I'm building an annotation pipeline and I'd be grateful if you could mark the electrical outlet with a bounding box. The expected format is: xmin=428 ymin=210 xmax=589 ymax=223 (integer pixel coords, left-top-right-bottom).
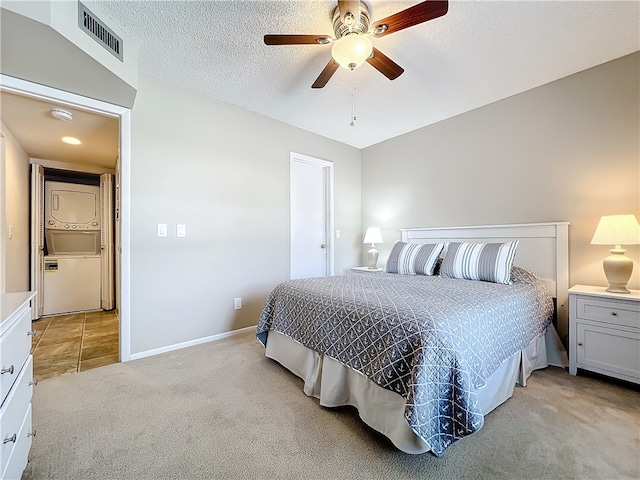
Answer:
xmin=234 ymin=297 xmax=242 ymax=310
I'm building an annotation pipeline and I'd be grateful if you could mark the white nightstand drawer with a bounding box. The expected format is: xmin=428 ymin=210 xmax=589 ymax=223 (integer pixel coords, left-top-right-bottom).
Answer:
xmin=576 ymin=297 xmax=640 ymax=329
xmin=0 ymin=307 xmax=31 ymax=406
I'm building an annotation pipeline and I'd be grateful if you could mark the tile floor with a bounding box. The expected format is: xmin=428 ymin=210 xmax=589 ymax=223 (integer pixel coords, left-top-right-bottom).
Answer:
xmin=30 ymin=310 xmax=119 ymax=381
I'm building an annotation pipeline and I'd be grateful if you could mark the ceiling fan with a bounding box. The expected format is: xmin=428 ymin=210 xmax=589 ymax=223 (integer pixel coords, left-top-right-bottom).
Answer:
xmin=264 ymin=0 xmax=449 ymax=88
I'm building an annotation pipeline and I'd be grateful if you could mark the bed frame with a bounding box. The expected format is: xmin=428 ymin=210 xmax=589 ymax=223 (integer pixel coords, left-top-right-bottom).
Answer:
xmin=263 ymin=221 xmax=570 ymax=455
xmin=401 ymin=222 xmax=570 ymax=336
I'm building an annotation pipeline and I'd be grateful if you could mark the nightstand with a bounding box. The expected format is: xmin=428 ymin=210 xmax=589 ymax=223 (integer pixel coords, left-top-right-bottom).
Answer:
xmin=568 ymin=285 xmax=640 ymax=384
xmin=350 ymin=267 xmax=384 ymax=273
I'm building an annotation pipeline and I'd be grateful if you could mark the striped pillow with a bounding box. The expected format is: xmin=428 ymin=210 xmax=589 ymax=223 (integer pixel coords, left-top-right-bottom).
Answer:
xmin=385 ymin=242 xmax=445 ymax=275
xmin=440 ymin=240 xmax=519 ymax=284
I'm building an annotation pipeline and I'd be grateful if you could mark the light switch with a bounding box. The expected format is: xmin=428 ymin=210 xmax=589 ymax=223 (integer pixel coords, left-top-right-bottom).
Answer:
xmin=157 ymin=223 xmax=167 ymax=237
xmin=335 ymin=229 xmax=341 ymax=239
xmin=177 ymin=224 xmax=186 ymax=238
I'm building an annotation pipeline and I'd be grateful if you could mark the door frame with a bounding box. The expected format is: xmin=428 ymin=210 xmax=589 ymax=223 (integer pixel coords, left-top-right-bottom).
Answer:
xmin=0 ymin=74 xmax=132 ymax=362
xmin=289 ymin=152 xmax=334 ymax=278
xmin=0 ymin=134 xmax=5 ymax=293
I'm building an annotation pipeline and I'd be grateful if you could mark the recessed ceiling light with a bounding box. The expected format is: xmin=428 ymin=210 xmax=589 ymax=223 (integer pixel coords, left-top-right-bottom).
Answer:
xmin=62 ymin=136 xmax=82 ymax=145
xmin=51 ymin=108 xmax=73 ymax=121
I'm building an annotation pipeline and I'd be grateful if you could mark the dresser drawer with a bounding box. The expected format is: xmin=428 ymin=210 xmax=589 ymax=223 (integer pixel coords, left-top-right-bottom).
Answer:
xmin=575 ymin=297 xmax=640 ymax=329
xmin=1 ymin=403 xmax=32 ymax=480
xmin=0 ymin=355 xmax=33 ymax=473
xmin=0 ymin=307 xmax=31 ymax=406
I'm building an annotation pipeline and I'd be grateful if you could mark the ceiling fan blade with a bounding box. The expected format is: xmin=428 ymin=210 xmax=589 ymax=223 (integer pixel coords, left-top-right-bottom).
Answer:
xmin=366 ymin=47 xmax=404 ymax=80
xmin=264 ymin=34 xmax=332 ymax=45
xmin=312 ymin=59 xmax=340 ymax=89
xmin=371 ymin=0 xmax=448 ymax=37
xmin=338 ymin=0 xmax=360 ymax=25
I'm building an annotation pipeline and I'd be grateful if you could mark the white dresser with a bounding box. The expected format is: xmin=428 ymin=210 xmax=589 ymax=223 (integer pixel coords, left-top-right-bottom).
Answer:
xmin=568 ymin=285 xmax=640 ymax=384
xmin=1 ymin=292 xmax=36 ymax=480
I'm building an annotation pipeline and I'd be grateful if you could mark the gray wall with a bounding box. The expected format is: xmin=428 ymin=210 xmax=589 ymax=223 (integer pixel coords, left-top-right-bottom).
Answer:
xmin=1 ymin=122 xmax=30 ymax=293
xmin=129 ymin=75 xmax=361 ymax=355
xmin=361 ymin=52 xmax=640 ymax=337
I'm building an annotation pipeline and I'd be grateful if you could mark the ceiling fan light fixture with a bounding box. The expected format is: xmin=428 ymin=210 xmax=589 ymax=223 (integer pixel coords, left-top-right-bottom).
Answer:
xmin=331 ymin=33 xmax=373 ymax=70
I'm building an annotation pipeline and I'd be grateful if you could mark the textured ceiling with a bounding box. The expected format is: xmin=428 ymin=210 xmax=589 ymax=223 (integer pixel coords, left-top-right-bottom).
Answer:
xmin=93 ymin=0 xmax=639 ymax=149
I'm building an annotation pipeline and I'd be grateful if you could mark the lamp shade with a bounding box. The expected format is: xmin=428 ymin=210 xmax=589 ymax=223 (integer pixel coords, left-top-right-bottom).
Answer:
xmin=591 ymin=214 xmax=640 ymax=246
xmin=331 ymin=33 xmax=373 ymax=70
xmin=363 ymin=227 xmax=383 ymax=245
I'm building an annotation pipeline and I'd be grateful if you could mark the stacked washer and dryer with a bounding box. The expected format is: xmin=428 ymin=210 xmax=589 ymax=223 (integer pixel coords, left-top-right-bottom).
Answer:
xmin=42 ymin=181 xmax=102 ymax=315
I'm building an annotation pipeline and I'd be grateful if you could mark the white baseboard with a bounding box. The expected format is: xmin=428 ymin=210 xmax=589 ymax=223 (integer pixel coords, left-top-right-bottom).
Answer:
xmin=128 ymin=325 xmax=256 ymax=361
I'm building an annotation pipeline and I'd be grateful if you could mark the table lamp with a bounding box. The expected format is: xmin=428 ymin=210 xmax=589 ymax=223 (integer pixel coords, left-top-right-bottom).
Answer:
xmin=363 ymin=227 xmax=384 ymax=269
xmin=591 ymin=214 xmax=640 ymax=293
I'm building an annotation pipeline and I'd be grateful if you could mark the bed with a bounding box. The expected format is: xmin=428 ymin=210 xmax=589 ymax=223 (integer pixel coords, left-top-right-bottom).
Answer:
xmin=256 ymin=222 xmax=569 ymax=456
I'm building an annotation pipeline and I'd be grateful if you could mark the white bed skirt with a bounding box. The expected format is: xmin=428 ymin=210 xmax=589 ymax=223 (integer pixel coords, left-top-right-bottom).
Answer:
xmin=264 ymin=326 xmax=567 ymax=454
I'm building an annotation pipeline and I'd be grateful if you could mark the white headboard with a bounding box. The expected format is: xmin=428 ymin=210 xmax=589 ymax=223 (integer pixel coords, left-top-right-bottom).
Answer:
xmin=400 ymin=222 xmax=570 ymax=327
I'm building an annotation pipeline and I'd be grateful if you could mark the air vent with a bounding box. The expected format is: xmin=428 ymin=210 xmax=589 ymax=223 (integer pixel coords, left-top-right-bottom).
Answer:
xmin=78 ymin=1 xmax=123 ymax=62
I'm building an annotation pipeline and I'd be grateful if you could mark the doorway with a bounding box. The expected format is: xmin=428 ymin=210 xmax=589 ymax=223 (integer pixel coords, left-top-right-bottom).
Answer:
xmin=0 ymin=74 xmax=132 ymax=368
xmin=290 ymin=152 xmax=334 ymax=279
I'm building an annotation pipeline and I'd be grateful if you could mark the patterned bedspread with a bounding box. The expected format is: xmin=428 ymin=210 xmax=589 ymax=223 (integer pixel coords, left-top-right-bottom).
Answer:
xmin=256 ymin=268 xmax=552 ymax=455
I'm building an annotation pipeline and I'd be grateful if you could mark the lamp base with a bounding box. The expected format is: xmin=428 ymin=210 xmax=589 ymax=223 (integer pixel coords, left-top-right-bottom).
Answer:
xmin=605 ymin=284 xmax=631 ymax=294
xmin=367 ymin=246 xmax=379 ymax=269
xmin=603 ymin=248 xmax=633 ymax=294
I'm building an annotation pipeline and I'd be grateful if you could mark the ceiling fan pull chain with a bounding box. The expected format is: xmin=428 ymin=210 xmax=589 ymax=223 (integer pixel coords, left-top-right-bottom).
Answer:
xmin=350 ymin=86 xmax=357 ymax=127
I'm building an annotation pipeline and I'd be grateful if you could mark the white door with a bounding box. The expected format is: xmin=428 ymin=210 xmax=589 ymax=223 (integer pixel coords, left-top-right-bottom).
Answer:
xmin=290 ymin=153 xmax=334 ymax=279
xmin=114 ymin=157 xmax=121 ymax=314
xmin=100 ymin=173 xmax=114 ymax=309
xmin=0 ymin=136 xmax=5 ymax=293
xmin=30 ymin=164 xmax=44 ymax=319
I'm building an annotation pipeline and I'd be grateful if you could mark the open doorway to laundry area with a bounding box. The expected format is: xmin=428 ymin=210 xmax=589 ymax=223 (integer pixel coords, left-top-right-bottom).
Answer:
xmin=31 ymin=165 xmax=117 ymax=379
xmin=1 ymin=76 xmax=132 ymax=380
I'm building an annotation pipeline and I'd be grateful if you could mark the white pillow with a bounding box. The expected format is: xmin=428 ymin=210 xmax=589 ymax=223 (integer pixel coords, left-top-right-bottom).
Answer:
xmin=439 ymin=240 xmax=519 ymax=284
xmin=385 ymin=242 xmax=445 ymax=275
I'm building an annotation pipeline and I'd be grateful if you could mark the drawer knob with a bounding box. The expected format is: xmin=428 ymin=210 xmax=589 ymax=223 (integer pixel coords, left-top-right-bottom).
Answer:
xmin=611 ymin=311 xmax=618 ymax=316
xmin=29 ymin=379 xmax=38 ymax=387
xmin=28 ymin=430 xmax=37 ymax=438
xmin=3 ymin=434 xmax=16 ymax=444
xmin=578 ymin=342 xmax=584 ymax=347
xmin=27 ymin=330 xmax=37 ymax=337
xmin=1 ymin=365 xmax=14 ymax=375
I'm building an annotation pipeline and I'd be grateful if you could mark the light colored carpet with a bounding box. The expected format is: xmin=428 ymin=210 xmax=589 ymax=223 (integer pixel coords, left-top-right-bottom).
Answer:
xmin=22 ymin=332 xmax=640 ymax=480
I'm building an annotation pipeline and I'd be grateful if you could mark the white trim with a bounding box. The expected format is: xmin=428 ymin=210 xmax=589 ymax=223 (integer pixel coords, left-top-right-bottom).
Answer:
xmin=29 ymin=164 xmax=44 ymax=319
xmin=129 ymin=325 xmax=256 ymax=361
xmin=400 ymin=222 xmax=570 ymax=237
xmin=0 ymin=73 xmax=132 ymax=362
xmin=118 ymin=110 xmax=131 ymax=362
xmin=30 ymin=157 xmax=115 ymax=175
xmin=289 ymin=152 xmax=335 ymax=278
xmin=0 ymin=135 xmax=5 ymax=293
xmin=0 ymin=75 xmax=124 ymax=117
